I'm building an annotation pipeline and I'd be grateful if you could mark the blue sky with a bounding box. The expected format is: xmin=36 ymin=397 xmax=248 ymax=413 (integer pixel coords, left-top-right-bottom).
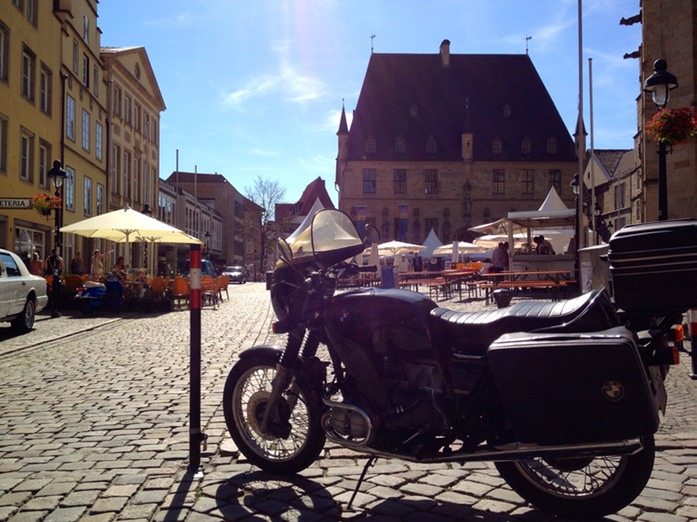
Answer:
xmin=98 ymin=0 xmax=642 ymax=207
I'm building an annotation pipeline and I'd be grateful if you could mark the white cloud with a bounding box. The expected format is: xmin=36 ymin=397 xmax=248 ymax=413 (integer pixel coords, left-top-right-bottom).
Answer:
xmin=221 ymin=40 xmax=327 ymax=109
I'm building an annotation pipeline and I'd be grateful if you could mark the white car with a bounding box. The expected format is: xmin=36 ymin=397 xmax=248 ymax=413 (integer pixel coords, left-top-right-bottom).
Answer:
xmin=0 ymin=248 xmax=49 ymax=333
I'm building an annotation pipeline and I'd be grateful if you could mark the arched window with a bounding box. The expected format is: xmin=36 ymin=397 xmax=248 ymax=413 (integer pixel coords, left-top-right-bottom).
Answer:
xmin=426 ymin=135 xmax=437 ymax=154
xmin=365 ymin=135 xmax=376 ymax=154
xmin=521 ymin=136 xmax=532 ymax=154
xmin=492 ymin=137 xmax=503 ymax=154
xmin=394 ymin=136 xmax=406 ymax=153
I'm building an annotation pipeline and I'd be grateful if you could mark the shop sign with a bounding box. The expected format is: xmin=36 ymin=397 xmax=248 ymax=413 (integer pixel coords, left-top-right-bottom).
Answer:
xmin=0 ymin=198 xmax=32 ymax=209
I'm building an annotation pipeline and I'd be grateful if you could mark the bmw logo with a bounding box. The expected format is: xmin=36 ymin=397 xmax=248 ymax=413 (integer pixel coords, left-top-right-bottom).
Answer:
xmin=601 ymin=381 xmax=625 ymax=402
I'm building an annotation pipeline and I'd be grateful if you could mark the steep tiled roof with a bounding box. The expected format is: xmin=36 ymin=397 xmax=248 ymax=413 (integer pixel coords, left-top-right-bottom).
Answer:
xmin=348 ymin=52 xmax=575 ymax=162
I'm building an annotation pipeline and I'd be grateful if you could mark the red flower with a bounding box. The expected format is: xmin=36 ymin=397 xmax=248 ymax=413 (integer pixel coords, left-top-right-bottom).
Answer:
xmin=30 ymin=193 xmax=62 ymax=216
xmin=646 ymin=107 xmax=697 ymax=144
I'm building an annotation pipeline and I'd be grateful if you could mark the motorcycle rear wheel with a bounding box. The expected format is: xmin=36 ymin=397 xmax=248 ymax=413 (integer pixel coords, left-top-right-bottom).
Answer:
xmin=222 ymin=353 xmax=325 ymax=474
xmin=495 ymin=435 xmax=655 ymax=518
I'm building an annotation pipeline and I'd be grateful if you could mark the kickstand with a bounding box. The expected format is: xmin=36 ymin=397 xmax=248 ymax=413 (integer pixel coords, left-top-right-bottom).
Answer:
xmin=347 ymin=456 xmax=376 ymax=510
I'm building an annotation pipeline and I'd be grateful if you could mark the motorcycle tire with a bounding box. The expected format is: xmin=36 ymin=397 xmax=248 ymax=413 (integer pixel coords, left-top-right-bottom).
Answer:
xmin=495 ymin=435 xmax=655 ymax=518
xmin=222 ymin=352 xmax=325 ymax=475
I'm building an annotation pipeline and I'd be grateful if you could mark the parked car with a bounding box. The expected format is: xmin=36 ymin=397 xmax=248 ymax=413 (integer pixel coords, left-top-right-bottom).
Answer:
xmin=0 ymin=249 xmax=49 ymax=333
xmin=223 ymin=265 xmax=247 ymax=284
xmin=180 ymin=259 xmax=218 ymax=278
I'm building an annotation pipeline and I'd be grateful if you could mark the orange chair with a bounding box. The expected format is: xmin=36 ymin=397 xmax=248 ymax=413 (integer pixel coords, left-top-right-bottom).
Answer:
xmin=216 ymin=275 xmax=229 ymax=302
xmin=171 ymin=276 xmax=189 ymax=310
xmin=149 ymin=276 xmax=167 ymax=300
xmin=201 ymin=276 xmax=218 ymax=308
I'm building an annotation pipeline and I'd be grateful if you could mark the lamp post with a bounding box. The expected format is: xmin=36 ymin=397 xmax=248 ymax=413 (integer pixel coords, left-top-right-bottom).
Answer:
xmin=47 ymin=160 xmax=66 ymax=318
xmin=643 ymin=58 xmax=678 ymax=221
xmin=142 ymin=203 xmax=153 ymax=273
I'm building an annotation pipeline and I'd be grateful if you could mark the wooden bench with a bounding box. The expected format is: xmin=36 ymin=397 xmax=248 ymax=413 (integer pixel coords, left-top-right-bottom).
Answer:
xmin=481 ymin=280 xmax=569 ymax=305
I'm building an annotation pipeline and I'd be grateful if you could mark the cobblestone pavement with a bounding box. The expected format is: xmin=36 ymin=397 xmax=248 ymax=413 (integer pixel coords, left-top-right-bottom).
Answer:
xmin=0 ymin=284 xmax=695 ymax=521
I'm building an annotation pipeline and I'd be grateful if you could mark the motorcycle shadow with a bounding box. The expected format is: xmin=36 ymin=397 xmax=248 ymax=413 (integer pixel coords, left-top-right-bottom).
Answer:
xmin=212 ymin=470 xmax=606 ymax=521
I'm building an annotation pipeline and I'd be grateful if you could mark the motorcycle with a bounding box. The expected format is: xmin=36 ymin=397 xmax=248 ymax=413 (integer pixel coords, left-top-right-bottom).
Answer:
xmin=222 ymin=209 xmax=694 ymax=518
xmin=74 ymin=277 xmax=123 ymax=313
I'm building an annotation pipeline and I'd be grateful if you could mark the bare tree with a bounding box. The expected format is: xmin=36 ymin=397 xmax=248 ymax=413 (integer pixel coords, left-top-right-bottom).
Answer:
xmin=245 ymin=176 xmax=286 ymax=227
xmin=245 ymin=176 xmax=287 ymax=270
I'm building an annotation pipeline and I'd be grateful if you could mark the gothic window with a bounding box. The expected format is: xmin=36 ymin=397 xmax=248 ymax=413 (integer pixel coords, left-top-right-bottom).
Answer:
xmin=365 ymin=135 xmax=376 ymax=154
xmin=394 ymin=136 xmax=406 ymax=153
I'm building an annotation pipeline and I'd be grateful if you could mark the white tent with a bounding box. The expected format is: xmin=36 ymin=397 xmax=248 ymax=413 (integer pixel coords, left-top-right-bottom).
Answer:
xmin=420 ymin=228 xmax=442 ymax=258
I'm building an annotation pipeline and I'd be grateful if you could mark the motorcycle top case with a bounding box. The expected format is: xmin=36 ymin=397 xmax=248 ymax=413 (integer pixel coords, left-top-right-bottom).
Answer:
xmin=487 ymin=327 xmax=659 ymax=445
xmin=608 ymin=219 xmax=697 ymax=313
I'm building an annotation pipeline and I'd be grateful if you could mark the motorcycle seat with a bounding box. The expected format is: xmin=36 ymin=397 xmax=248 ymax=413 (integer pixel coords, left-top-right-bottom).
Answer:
xmin=429 ymin=289 xmax=619 ymax=355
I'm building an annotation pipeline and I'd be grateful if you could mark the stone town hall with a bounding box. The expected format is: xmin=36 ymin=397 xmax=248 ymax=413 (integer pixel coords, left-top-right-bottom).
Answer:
xmin=335 ymin=39 xmax=578 ymax=243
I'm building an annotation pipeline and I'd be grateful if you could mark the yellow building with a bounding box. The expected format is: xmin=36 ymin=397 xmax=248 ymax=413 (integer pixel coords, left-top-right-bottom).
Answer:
xmin=101 ymin=46 xmax=166 ymax=269
xmin=0 ymin=0 xmax=64 ymax=258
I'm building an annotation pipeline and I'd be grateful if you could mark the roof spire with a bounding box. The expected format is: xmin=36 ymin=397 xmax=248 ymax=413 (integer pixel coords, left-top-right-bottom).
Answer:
xmin=337 ymin=100 xmax=348 ymax=135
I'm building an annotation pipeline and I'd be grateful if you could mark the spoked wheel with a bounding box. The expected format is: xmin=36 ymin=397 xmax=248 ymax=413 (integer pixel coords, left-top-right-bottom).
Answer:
xmin=222 ymin=352 xmax=325 ymax=474
xmin=495 ymin=435 xmax=655 ymax=518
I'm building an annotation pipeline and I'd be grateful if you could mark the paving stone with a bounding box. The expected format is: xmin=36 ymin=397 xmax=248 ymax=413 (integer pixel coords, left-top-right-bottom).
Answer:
xmin=43 ymin=506 xmax=87 ymax=522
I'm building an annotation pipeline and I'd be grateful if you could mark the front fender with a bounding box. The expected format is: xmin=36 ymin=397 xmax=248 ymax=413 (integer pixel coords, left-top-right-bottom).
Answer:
xmin=238 ymin=345 xmax=284 ymax=362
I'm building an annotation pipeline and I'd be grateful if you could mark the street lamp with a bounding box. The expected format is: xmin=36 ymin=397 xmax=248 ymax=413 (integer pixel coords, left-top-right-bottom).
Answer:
xmin=644 ymin=58 xmax=678 ymax=221
xmin=47 ymin=160 xmax=66 ymax=318
xmin=142 ymin=204 xmax=153 ymax=272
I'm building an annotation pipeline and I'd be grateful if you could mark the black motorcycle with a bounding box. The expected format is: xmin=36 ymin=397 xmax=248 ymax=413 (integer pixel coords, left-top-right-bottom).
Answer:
xmin=222 ymin=209 xmax=694 ymax=518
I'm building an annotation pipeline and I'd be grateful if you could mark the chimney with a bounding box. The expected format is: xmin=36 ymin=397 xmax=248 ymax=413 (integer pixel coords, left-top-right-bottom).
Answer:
xmin=440 ymin=39 xmax=451 ymax=68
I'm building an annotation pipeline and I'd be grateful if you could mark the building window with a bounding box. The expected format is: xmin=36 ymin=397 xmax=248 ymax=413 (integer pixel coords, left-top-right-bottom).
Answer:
xmin=134 ymin=102 xmax=141 ymax=132
xmin=365 ymin=135 xmax=376 ymax=154
xmin=492 ymin=169 xmax=505 ymax=195
xmin=21 ymin=46 xmax=35 ymax=101
xmin=426 ymin=136 xmax=437 ymax=154
xmin=39 ymin=64 xmax=51 ymax=114
xmin=133 ymin=158 xmax=140 ymax=202
xmin=521 ymin=136 xmax=532 ymax=154
xmin=26 ymin=0 xmax=36 ymax=24
xmin=144 ymin=113 xmax=150 ymax=139
xmin=521 ymin=169 xmax=534 ymax=195
xmin=82 ymin=54 xmax=89 ymax=87
xmin=0 ymin=116 xmax=7 ymax=172
xmin=424 ymin=169 xmax=438 ymax=194
xmin=614 ymin=183 xmax=626 ymax=210
xmin=492 ymin=137 xmax=503 ymax=154
xmin=424 ymin=218 xmax=438 ymax=236
xmin=393 ymin=169 xmax=406 ymax=194
xmin=394 ymin=136 xmax=406 ymax=153
xmin=546 ymin=136 xmax=558 ymax=154
xmin=0 ymin=23 xmax=9 ymax=82
xmin=38 ymin=140 xmax=50 ymax=187
xmin=20 ymin=129 xmax=34 ymax=181
xmin=66 ymin=95 xmax=76 ymax=140
xmin=113 ymin=85 xmax=122 ymax=117
xmin=362 ymin=168 xmax=376 ymax=193
xmin=96 ymin=183 xmax=104 ymax=215
xmin=84 ymin=176 xmax=92 ymax=216
xmin=95 ymin=122 xmax=103 ymax=161
xmin=83 ymin=14 xmax=89 ymax=44
xmin=65 ymin=166 xmax=75 ymax=211
xmin=92 ymin=64 xmax=99 ymax=96
xmin=72 ymin=39 xmax=78 ymax=73
xmin=548 ymin=169 xmax=561 ymax=195
xmin=124 ymin=95 xmax=131 ymax=125
xmin=81 ymin=110 xmax=90 ymax=151
xmin=123 ymin=150 xmax=131 ymax=200
xmin=111 ymin=144 xmax=120 ymax=193
xmin=502 ymin=103 xmax=512 ymax=118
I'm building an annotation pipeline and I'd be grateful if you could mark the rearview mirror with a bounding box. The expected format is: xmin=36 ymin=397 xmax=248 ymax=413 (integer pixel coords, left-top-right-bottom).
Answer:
xmin=365 ymin=224 xmax=380 ymax=244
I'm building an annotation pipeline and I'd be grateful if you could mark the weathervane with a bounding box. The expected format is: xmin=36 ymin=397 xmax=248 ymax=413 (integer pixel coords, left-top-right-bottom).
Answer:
xmin=525 ymin=35 xmax=532 ymax=55
xmin=371 ymin=34 xmax=376 ymax=54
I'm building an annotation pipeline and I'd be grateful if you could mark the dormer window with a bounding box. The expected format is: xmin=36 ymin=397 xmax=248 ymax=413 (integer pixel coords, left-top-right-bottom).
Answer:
xmin=426 ymin=135 xmax=437 ymax=154
xmin=502 ymin=103 xmax=512 ymax=118
xmin=521 ymin=136 xmax=532 ymax=154
xmin=365 ymin=135 xmax=376 ymax=154
xmin=492 ymin=137 xmax=503 ymax=154
xmin=395 ymin=136 xmax=406 ymax=153
xmin=409 ymin=104 xmax=418 ymax=118
xmin=546 ymin=136 xmax=557 ymax=153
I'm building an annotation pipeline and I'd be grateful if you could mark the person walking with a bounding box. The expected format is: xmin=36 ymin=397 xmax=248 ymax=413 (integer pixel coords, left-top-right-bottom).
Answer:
xmin=70 ymin=252 xmax=86 ymax=275
xmin=29 ymin=252 xmax=43 ymax=276
xmin=490 ymin=242 xmax=509 ymax=282
xmin=45 ymin=249 xmax=64 ymax=318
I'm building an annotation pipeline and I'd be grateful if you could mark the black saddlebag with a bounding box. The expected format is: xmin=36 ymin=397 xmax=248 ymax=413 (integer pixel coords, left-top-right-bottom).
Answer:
xmin=488 ymin=327 xmax=659 ymax=445
xmin=608 ymin=219 xmax=697 ymax=313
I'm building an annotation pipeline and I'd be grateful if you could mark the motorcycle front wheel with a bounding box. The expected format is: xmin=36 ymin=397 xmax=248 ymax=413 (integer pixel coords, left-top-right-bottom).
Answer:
xmin=495 ymin=435 xmax=655 ymax=518
xmin=222 ymin=352 xmax=325 ymax=474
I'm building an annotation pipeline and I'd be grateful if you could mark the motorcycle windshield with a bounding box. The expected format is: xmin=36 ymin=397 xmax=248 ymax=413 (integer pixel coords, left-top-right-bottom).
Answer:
xmin=285 ymin=209 xmax=364 ymax=267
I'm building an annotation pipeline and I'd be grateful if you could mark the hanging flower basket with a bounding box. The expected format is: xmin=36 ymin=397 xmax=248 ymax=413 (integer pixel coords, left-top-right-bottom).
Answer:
xmin=645 ymin=107 xmax=697 ymax=145
xmin=30 ymin=193 xmax=62 ymax=218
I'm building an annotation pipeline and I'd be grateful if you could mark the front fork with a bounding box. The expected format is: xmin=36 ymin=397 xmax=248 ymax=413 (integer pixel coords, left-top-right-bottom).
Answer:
xmin=260 ymin=329 xmax=320 ymax=435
